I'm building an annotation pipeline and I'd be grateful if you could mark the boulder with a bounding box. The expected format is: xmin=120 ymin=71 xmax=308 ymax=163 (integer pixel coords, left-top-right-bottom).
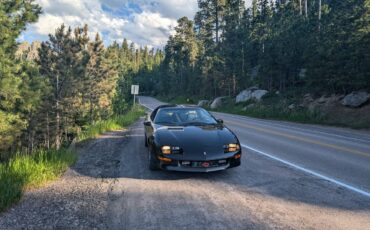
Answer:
xmin=236 ymin=88 xmax=268 ymax=103
xmin=197 ymin=100 xmax=209 ymax=107
xmin=302 ymin=94 xmax=314 ymax=107
xmin=252 ymin=90 xmax=268 ymax=101
xmin=210 ymin=97 xmax=226 ymax=109
xmin=236 ymin=90 xmax=253 ymax=103
xmin=317 ymin=96 xmax=327 ymax=104
xmin=341 ymin=91 xmax=370 ymax=108
xmin=326 ymin=94 xmax=344 ymax=104
xmin=288 ymin=104 xmax=295 ymax=110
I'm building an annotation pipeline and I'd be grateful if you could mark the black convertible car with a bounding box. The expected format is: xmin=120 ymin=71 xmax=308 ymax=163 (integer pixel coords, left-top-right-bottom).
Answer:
xmin=144 ymin=105 xmax=242 ymax=172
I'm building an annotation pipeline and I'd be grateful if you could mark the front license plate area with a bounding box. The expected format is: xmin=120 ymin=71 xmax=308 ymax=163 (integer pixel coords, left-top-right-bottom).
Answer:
xmin=181 ymin=160 xmax=227 ymax=168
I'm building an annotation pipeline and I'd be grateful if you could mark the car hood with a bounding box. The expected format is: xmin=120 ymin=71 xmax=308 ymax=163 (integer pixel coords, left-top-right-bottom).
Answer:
xmin=155 ymin=125 xmax=238 ymax=160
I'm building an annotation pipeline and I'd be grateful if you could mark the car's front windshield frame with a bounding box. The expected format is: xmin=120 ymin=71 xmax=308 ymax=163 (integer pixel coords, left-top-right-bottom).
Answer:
xmin=153 ymin=107 xmax=218 ymax=126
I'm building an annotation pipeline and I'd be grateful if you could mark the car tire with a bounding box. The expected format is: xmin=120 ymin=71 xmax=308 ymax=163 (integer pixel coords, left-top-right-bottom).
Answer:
xmin=148 ymin=147 xmax=160 ymax=170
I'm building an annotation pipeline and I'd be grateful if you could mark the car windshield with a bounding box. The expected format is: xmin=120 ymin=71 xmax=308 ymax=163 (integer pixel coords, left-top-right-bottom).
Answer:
xmin=154 ymin=108 xmax=217 ymax=126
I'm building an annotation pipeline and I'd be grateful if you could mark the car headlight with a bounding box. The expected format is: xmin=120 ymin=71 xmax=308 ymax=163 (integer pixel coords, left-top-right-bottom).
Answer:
xmin=224 ymin=143 xmax=240 ymax=153
xmin=161 ymin=146 xmax=181 ymax=154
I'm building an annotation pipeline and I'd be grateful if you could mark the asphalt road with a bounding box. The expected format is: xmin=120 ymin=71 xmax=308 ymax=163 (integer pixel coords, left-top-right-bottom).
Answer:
xmin=108 ymin=118 xmax=370 ymax=229
xmin=138 ymin=96 xmax=370 ymax=196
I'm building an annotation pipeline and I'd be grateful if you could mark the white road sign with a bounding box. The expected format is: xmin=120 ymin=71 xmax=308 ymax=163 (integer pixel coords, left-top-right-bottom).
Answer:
xmin=131 ymin=85 xmax=139 ymax=95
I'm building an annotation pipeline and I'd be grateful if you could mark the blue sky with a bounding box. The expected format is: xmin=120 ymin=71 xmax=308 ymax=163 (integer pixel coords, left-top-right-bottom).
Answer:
xmin=21 ymin=0 xmax=251 ymax=48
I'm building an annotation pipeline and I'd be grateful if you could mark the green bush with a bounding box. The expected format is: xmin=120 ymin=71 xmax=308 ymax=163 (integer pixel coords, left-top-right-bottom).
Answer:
xmin=0 ymin=149 xmax=76 ymax=212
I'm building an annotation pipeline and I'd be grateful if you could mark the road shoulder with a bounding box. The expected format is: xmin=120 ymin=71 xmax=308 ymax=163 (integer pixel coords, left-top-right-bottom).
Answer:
xmin=0 ymin=125 xmax=135 ymax=230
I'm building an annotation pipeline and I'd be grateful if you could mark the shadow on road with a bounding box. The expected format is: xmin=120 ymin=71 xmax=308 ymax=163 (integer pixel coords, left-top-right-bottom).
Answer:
xmin=71 ymin=121 xmax=370 ymax=212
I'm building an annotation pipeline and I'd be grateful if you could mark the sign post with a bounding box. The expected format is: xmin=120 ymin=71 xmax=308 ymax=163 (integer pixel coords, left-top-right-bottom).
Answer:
xmin=131 ymin=85 xmax=139 ymax=106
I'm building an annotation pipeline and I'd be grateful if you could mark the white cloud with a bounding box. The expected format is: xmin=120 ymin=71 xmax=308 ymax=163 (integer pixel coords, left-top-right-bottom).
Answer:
xmin=22 ymin=0 xmax=183 ymax=47
xmin=123 ymin=11 xmax=177 ymax=47
xmin=21 ymin=0 xmax=253 ymax=47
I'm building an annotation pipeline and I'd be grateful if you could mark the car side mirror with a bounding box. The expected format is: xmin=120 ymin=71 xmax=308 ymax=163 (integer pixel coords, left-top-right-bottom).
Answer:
xmin=217 ymin=119 xmax=223 ymax=124
xmin=143 ymin=121 xmax=151 ymax=126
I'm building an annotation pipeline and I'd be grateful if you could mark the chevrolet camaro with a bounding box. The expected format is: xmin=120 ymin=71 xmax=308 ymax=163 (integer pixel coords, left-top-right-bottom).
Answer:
xmin=144 ymin=105 xmax=242 ymax=172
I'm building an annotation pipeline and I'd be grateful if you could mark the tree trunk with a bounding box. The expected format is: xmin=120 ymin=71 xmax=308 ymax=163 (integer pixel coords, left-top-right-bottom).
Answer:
xmin=233 ymin=74 xmax=236 ymax=96
xmin=305 ymin=0 xmax=308 ymax=18
xmin=46 ymin=112 xmax=50 ymax=149
xmin=215 ymin=1 xmax=219 ymax=44
xmin=318 ymin=0 xmax=322 ymax=31
xmin=241 ymin=42 xmax=245 ymax=80
xmin=299 ymin=0 xmax=302 ymax=15
xmin=90 ymin=95 xmax=93 ymax=123
xmin=56 ymin=74 xmax=60 ymax=150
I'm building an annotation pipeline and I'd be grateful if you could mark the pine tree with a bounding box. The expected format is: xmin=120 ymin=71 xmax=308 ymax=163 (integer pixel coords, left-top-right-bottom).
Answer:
xmin=0 ymin=0 xmax=41 ymax=153
xmin=38 ymin=25 xmax=88 ymax=149
xmin=222 ymin=0 xmax=246 ymax=95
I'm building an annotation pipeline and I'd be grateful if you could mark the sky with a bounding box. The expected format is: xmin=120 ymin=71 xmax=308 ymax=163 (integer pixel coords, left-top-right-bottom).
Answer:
xmin=21 ymin=0 xmax=252 ymax=48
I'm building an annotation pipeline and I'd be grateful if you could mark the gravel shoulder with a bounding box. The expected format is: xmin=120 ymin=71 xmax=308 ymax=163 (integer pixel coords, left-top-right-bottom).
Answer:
xmin=1 ymin=119 xmax=369 ymax=230
xmin=0 ymin=128 xmax=130 ymax=230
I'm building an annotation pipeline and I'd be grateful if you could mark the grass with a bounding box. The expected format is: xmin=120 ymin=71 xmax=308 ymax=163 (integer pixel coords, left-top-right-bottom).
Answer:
xmin=78 ymin=105 xmax=146 ymax=141
xmin=0 ymin=149 xmax=77 ymax=212
xmin=0 ymin=105 xmax=145 ymax=213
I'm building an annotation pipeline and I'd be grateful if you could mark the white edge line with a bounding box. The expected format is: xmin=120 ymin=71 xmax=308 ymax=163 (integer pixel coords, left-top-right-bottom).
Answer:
xmin=241 ymin=144 xmax=370 ymax=198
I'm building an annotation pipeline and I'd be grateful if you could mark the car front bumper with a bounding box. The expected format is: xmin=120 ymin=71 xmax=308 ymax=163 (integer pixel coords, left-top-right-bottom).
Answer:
xmin=159 ymin=155 xmax=241 ymax=172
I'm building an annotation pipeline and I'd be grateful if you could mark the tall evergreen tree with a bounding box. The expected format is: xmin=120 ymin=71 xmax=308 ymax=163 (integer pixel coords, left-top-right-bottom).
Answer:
xmin=38 ymin=25 xmax=88 ymax=149
xmin=0 ymin=0 xmax=41 ymax=153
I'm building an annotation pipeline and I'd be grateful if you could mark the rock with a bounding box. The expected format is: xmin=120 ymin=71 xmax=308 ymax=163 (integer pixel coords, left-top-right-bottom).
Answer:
xmin=326 ymin=94 xmax=344 ymax=104
xmin=288 ymin=104 xmax=295 ymax=110
xmin=341 ymin=91 xmax=370 ymax=108
xmin=197 ymin=100 xmax=209 ymax=107
xmin=302 ymin=94 xmax=314 ymax=107
xmin=210 ymin=97 xmax=226 ymax=109
xmin=252 ymin=90 xmax=268 ymax=101
xmin=318 ymin=96 xmax=327 ymax=104
xmin=249 ymin=86 xmax=259 ymax=91
xmin=305 ymin=94 xmax=342 ymax=111
xmin=236 ymin=88 xmax=268 ymax=103
xmin=236 ymin=90 xmax=253 ymax=103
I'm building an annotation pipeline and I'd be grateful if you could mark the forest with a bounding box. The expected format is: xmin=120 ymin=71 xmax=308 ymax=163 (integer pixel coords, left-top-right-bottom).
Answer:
xmin=135 ymin=0 xmax=370 ymax=99
xmin=1 ymin=0 xmax=370 ymax=157
xmin=0 ymin=1 xmax=161 ymax=158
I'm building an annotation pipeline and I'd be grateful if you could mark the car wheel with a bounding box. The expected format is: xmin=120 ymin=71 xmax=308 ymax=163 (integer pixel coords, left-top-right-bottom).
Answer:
xmin=148 ymin=147 xmax=160 ymax=170
xmin=144 ymin=134 xmax=148 ymax=147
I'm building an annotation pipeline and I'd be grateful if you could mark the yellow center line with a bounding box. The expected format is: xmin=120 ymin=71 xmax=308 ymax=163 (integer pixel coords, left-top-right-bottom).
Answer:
xmin=226 ymin=120 xmax=370 ymax=158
